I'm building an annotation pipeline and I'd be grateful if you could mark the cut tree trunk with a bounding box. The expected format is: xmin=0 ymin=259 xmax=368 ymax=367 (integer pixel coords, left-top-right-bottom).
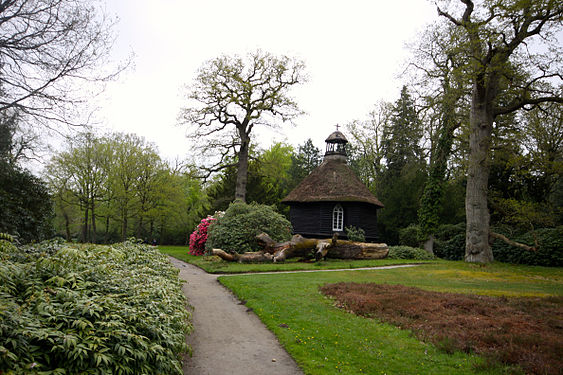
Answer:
xmin=211 ymin=233 xmax=389 ymax=263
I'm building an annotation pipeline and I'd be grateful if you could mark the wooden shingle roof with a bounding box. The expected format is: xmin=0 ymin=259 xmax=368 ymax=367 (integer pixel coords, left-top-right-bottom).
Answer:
xmin=282 ymin=158 xmax=384 ymax=207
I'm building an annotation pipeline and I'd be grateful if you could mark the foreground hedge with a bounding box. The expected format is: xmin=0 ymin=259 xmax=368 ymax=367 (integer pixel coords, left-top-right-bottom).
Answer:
xmin=0 ymin=239 xmax=191 ymax=374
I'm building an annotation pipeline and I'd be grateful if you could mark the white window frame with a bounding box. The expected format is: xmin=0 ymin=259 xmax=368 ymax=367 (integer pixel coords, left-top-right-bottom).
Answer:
xmin=332 ymin=204 xmax=344 ymax=231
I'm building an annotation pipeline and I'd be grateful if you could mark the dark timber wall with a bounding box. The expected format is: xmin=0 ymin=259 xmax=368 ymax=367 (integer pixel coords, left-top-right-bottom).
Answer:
xmin=288 ymin=201 xmax=379 ymax=241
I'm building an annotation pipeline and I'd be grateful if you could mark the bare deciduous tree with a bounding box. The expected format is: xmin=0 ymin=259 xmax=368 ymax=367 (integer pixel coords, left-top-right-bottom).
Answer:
xmin=180 ymin=50 xmax=307 ymax=202
xmin=0 ymin=0 xmax=127 ymax=127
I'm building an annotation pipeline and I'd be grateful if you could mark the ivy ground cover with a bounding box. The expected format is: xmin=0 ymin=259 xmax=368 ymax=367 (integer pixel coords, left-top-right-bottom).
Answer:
xmin=0 ymin=239 xmax=191 ymax=375
xmin=219 ymin=262 xmax=562 ymax=375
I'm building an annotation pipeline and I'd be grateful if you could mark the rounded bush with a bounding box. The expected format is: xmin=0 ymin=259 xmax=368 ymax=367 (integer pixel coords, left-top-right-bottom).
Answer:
xmin=434 ymin=223 xmax=465 ymax=241
xmin=398 ymin=224 xmax=422 ymax=247
xmin=387 ymin=245 xmax=435 ymax=260
xmin=206 ymin=201 xmax=292 ymax=254
xmin=434 ymin=233 xmax=465 ymax=261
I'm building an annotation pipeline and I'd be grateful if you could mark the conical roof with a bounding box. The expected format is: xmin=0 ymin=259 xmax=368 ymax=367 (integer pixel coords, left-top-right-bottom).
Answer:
xmin=325 ymin=131 xmax=348 ymax=143
xmin=282 ymin=158 xmax=384 ymax=207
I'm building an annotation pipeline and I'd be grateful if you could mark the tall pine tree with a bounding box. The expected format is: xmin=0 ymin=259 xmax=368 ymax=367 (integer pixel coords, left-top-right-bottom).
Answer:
xmin=378 ymin=86 xmax=426 ymax=244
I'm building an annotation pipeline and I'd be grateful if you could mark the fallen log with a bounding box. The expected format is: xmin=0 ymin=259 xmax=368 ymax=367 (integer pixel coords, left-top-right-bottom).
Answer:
xmin=211 ymin=233 xmax=388 ymax=263
xmin=212 ymin=249 xmax=273 ymax=263
xmin=325 ymin=240 xmax=389 ymax=260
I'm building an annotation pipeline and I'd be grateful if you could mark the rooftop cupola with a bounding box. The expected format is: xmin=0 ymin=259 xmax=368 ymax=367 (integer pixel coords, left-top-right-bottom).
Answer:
xmin=324 ymin=127 xmax=348 ymax=162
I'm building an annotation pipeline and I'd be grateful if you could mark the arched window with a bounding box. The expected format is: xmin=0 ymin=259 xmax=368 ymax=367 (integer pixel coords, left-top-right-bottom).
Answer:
xmin=332 ymin=204 xmax=344 ymax=231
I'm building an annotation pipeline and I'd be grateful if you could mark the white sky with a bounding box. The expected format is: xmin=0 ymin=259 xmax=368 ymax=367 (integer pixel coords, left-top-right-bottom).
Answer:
xmin=96 ymin=0 xmax=437 ymax=162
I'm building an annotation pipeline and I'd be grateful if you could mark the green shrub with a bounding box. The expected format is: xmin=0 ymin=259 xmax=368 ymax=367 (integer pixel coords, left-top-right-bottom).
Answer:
xmin=0 ymin=240 xmax=191 ymax=374
xmin=345 ymin=226 xmax=366 ymax=242
xmin=387 ymin=245 xmax=436 ymax=260
xmin=206 ymin=201 xmax=292 ymax=253
xmin=434 ymin=222 xmax=465 ymax=242
xmin=434 ymin=233 xmax=465 ymax=261
xmin=432 ymin=226 xmax=563 ymax=266
xmin=398 ymin=224 xmax=422 ymax=247
xmin=0 ymin=163 xmax=54 ymax=243
xmin=492 ymin=226 xmax=563 ymax=267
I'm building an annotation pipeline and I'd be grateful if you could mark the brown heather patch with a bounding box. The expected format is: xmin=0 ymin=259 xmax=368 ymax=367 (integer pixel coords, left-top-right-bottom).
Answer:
xmin=320 ymin=283 xmax=563 ymax=375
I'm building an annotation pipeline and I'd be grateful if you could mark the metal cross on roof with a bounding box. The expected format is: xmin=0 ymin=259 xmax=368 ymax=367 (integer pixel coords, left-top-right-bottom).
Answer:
xmin=335 ymin=124 xmax=340 ymax=131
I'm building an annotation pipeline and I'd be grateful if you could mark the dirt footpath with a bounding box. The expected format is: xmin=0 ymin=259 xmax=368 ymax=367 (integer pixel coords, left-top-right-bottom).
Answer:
xmin=169 ymin=257 xmax=303 ymax=375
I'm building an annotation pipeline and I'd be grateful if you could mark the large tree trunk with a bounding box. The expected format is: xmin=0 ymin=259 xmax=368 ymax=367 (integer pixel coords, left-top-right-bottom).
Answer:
xmin=82 ymin=203 xmax=89 ymax=243
xmin=235 ymin=128 xmax=250 ymax=202
xmin=91 ymin=200 xmax=96 ymax=244
xmin=137 ymin=216 xmax=144 ymax=239
xmin=465 ymin=85 xmax=494 ymax=263
xmin=212 ymin=233 xmax=389 ymax=263
xmin=105 ymin=216 xmax=110 ymax=243
xmin=121 ymin=207 xmax=128 ymax=242
xmin=63 ymin=210 xmax=71 ymax=241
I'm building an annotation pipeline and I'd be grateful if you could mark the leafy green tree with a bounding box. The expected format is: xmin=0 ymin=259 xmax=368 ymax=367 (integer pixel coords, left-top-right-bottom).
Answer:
xmin=383 ymin=86 xmax=424 ymax=174
xmin=46 ymin=132 xmax=107 ymax=242
xmin=486 ymin=102 xmax=562 ymax=234
xmin=377 ymin=87 xmax=427 ymax=244
xmin=45 ymin=131 xmax=209 ymax=244
xmin=251 ymin=143 xmax=294 ymax=211
xmin=0 ymin=163 xmax=54 ymax=242
xmin=520 ymin=103 xmax=563 ymax=207
xmin=410 ymin=26 xmax=469 ymax=252
xmin=435 ymin=0 xmax=563 ymax=263
xmin=346 ymin=102 xmax=391 ymax=192
xmin=107 ymin=133 xmax=145 ymax=241
xmin=206 ymin=143 xmax=296 ymax=215
xmin=154 ymin=167 xmax=210 ymax=245
xmin=180 ymin=50 xmax=306 ymax=202
xmin=287 ymin=138 xmax=322 ymax=189
xmin=132 ymin=146 xmax=166 ymax=239
xmin=0 ymin=111 xmax=54 ymax=242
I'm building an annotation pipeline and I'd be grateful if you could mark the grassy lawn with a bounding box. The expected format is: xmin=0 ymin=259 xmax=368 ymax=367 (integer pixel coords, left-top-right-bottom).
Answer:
xmin=219 ymin=262 xmax=562 ymax=374
xmin=158 ymin=245 xmax=434 ymax=273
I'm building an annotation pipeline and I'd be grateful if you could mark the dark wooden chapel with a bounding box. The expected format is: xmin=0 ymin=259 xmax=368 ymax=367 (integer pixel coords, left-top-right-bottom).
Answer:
xmin=282 ymin=130 xmax=384 ymax=241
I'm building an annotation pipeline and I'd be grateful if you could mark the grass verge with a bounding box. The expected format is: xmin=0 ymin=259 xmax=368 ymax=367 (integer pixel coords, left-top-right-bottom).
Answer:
xmin=158 ymin=245 xmax=433 ymax=273
xmin=219 ymin=262 xmax=562 ymax=375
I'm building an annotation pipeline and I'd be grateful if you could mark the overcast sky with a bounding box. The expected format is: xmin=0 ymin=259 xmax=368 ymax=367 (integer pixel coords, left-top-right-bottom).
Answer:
xmin=96 ymin=0 xmax=437 ymax=162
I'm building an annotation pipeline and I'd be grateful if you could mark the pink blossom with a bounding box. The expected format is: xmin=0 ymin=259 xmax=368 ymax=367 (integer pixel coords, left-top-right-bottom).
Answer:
xmin=188 ymin=216 xmax=216 ymax=256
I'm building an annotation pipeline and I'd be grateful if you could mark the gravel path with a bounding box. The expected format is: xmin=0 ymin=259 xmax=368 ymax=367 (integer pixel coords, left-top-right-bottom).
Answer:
xmin=169 ymin=257 xmax=303 ymax=375
xmin=170 ymin=257 xmax=419 ymax=375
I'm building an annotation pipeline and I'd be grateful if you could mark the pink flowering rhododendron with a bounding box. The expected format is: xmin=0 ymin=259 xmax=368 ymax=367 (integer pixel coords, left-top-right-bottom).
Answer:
xmin=189 ymin=216 xmax=216 ymax=256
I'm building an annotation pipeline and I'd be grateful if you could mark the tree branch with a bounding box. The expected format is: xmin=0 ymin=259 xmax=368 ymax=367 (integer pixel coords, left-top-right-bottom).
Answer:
xmin=490 ymin=231 xmax=537 ymax=252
